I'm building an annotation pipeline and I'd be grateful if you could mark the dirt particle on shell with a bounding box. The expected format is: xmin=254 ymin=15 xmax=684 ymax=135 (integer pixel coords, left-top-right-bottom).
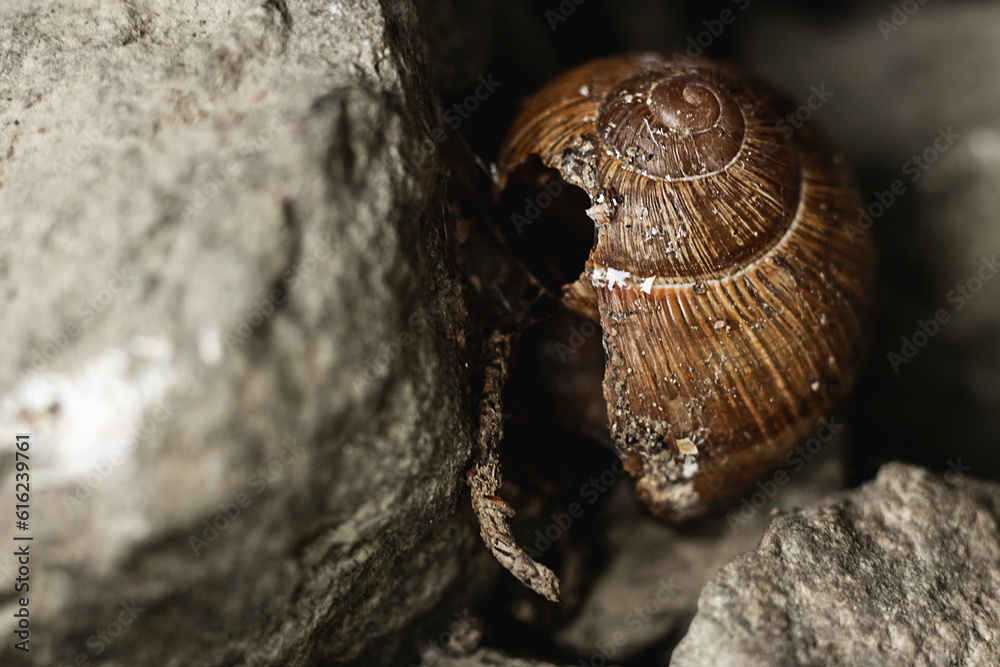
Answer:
xmin=676 ymin=437 xmax=698 ymax=455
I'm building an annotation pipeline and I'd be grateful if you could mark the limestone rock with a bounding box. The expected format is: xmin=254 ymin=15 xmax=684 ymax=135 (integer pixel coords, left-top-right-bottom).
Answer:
xmin=670 ymin=463 xmax=1000 ymax=667
xmin=0 ymin=1 xmax=492 ymax=665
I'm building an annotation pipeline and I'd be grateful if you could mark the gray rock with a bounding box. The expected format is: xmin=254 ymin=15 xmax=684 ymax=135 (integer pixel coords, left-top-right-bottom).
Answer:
xmin=0 ymin=1 xmax=493 ymax=665
xmin=556 ymin=418 xmax=847 ymax=662
xmin=670 ymin=463 xmax=1000 ymax=667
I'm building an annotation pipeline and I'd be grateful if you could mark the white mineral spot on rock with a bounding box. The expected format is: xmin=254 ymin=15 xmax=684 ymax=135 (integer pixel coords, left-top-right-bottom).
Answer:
xmin=0 ymin=337 xmax=177 ymax=488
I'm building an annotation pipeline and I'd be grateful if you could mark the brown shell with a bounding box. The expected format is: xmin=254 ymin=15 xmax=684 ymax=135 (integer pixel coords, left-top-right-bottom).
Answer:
xmin=497 ymin=53 xmax=875 ymax=520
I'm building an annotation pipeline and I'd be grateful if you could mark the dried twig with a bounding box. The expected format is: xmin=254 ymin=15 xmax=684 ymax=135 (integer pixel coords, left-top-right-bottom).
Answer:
xmin=467 ymin=330 xmax=561 ymax=602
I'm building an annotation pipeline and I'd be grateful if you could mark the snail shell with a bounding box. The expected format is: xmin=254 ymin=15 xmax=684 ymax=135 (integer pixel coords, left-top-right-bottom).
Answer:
xmin=497 ymin=53 xmax=875 ymax=520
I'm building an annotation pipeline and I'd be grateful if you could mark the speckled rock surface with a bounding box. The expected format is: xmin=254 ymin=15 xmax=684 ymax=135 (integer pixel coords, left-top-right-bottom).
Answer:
xmin=0 ymin=1 xmax=493 ymax=665
xmin=670 ymin=463 xmax=1000 ymax=667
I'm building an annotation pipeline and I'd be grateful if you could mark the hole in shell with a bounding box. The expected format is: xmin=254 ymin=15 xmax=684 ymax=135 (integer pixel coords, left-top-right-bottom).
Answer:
xmin=495 ymin=155 xmax=594 ymax=294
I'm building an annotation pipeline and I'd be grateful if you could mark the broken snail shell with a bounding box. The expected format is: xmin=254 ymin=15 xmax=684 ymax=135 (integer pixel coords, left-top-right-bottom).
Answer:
xmin=496 ymin=53 xmax=875 ymax=521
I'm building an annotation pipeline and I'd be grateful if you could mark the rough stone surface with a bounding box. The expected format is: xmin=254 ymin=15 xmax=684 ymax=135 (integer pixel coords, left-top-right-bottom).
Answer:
xmin=555 ymin=423 xmax=846 ymax=662
xmin=669 ymin=463 xmax=1000 ymax=667
xmin=0 ymin=1 xmax=494 ymax=665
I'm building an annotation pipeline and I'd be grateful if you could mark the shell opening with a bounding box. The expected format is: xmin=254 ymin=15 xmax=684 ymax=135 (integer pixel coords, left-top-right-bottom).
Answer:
xmin=495 ymin=155 xmax=596 ymax=296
